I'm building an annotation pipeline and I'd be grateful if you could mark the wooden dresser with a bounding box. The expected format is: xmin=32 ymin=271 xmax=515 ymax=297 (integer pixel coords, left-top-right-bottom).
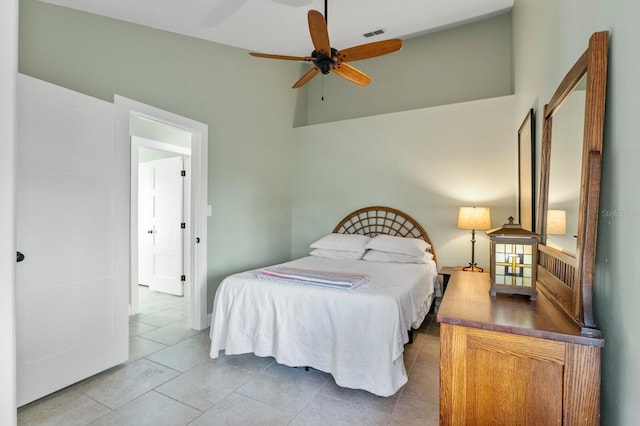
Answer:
xmin=437 ymin=271 xmax=603 ymax=425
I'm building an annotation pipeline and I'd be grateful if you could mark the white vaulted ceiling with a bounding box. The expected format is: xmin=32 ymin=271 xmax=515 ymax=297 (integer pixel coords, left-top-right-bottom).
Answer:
xmin=38 ymin=0 xmax=513 ymax=56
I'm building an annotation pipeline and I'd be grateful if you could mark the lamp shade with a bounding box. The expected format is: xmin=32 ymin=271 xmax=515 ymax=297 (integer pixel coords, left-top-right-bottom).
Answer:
xmin=547 ymin=210 xmax=567 ymax=235
xmin=457 ymin=207 xmax=491 ymax=230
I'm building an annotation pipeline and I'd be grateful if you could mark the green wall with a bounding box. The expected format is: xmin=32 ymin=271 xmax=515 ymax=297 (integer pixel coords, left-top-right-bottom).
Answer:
xmin=292 ymin=95 xmax=518 ymax=268
xmin=513 ymin=0 xmax=640 ymax=423
xmin=18 ymin=0 xmax=301 ymax=310
xmin=302 ymin=12 xmax=514 ymax=125
xmin=19 ymin=0 xmax=516 ymax=311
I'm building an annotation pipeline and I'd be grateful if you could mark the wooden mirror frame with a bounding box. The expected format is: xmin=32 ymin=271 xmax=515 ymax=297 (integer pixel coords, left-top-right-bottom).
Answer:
xmin=536 ymin=31 xmax=608 ymax=337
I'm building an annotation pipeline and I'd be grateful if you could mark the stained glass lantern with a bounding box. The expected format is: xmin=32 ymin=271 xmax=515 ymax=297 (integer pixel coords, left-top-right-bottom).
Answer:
xmin=486 ymin=216 xmax=540 ymax=301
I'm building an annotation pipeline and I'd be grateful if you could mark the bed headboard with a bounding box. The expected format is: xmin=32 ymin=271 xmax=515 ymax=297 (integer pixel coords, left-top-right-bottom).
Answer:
xmin=332 ymin=206 xmax=437 ymax=262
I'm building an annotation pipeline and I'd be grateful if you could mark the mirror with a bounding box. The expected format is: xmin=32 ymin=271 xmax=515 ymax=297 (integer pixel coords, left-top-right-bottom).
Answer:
xmin=546 ymin=75 xmax=585 ymax=255
xmin=536 ymin=31 xmax=608 ymax=337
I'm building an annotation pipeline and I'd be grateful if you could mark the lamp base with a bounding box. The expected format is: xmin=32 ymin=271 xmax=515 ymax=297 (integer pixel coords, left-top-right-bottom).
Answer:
xmin=463 ymin=230 xmax=483 ymax=272
xmin=462 ymin=263 xmax=484 ymax=272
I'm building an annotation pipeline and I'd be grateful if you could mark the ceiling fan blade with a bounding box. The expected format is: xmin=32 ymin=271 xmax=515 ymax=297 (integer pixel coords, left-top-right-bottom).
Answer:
xmin=292 ymin=66 xmax=320 ymax=88
xmin=332 ymin=63 xmax=372 ymax=86
xmin=337 ymin=39 xmax=403 ymax=62
xmin=307 ymin=10 xmax=331 ymax=56
xmin=249 ymin=52 xmax=315 ymax=62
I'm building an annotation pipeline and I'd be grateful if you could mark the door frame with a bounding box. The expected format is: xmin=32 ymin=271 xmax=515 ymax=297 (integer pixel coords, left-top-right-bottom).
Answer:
xmin=115 ymin=96 xmax=208 ymax=331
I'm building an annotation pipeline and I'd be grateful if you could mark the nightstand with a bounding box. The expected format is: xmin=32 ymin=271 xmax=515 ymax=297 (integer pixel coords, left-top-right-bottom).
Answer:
xmin=439 ymin=266 xmax=486 ymax=294
xmin=438 ymin=266 xmax=455 ymax=295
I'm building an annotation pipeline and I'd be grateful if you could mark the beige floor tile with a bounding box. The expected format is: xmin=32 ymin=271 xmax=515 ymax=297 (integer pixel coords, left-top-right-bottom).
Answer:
xmin=129 ymin=319 xmax=157 ymax=336
xmin=147 ymin=333 xmax=212 ymax=372
xmin=213 ymin=351 xmax=275 ymax=373
xmin=90 ymin=391 xmax=200 ymax=426
xmin=139 ymin=321 xmax=199 ymax=345
xmin=137 ymin=286 xmax=188 ymax=310
xmin=18 ymin=388 xmax=109 ymax=426
xmin=138 ymin=288 xmax=185 ymax=303
xmin=401 ymin=363 xmax=439 ymax=405
xmin=236 ymin=369 xmax=326 ymax=414
xmin=155 ymin=362 xmax=253 ymax=411
xmin=415 ymin=313 xmax=440 ymax=337
xmin=403 ymin=336 xmax=424 ymax=374
xmin=408 ymin=330 xmax=428 ymax=347
xmin=425 ymin=321 xmax=440 ymax=338
xmin=21 ymin=286 xmax=445 ymax=425
xmin=261 ymin=362 xmax=331 ymax=388
xmin=290 ymin=394 xmax=391 ymax=426
xmin=415 ymin=335 xmax=441 ymax=368
xmin=319 ymin=379 xmax=399 ymax=414
xmin=390 ymin=395 xmax=439 ymax=426
xmin=74 ymin=358 xmax=179 ymax=409
xmin=129 ymin=336 xmax=168 ymax=361
xmin=137 ymin=297 xmax=171 ymax=312
xmin=190 ymin=392 xmax=295 ymax=426
xmin=136 ymin=309 xmax=188 ymax=327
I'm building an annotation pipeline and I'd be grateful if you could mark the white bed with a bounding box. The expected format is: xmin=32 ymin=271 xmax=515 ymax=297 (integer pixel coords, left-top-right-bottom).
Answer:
xmin=209 ymin=206 xmax=439 ymax=397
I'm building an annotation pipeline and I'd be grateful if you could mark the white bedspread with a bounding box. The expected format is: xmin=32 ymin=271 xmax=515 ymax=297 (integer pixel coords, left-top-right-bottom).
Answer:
xmin=209 ymin=256 xmax=438 ymax=397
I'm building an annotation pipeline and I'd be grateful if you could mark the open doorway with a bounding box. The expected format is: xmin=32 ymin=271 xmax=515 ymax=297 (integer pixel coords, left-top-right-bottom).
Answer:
xmin=134 ymin=135 xmax=192 ymax=340
xmin=115 ymin=96 xmax=209 ymax=331
xmin=136 ymin=136 xmax=190 ymax=298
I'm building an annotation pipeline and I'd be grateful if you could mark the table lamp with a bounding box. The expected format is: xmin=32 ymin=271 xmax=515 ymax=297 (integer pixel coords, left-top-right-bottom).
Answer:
xmin=457 ymin=206 xmax=492 ymax=272
xmin=547 ymin=210 xmax=567 ymax=235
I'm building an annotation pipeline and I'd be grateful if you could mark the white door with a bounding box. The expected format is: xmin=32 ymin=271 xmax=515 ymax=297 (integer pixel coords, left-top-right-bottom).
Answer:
xmin=138 ymin=161 xmax=153 ymax=289
xmin=15 ymin=74 xmax=129 ymax=406
xmin=138 ymin=156 xmax=185 ymax=296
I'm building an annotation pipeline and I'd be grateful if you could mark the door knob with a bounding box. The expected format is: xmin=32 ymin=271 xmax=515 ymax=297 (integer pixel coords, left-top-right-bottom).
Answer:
xmin=17 ymin=251 xmax=25 ymax=262
xmin=147 ymin=230 xmax=153 ymax=234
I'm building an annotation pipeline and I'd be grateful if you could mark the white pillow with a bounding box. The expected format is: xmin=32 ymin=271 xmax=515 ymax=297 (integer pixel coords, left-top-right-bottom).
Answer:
xmin=310 ymin=233 xmax=371 ymax=253
xmin=310 ymin=248 xmax=365 ymax=260
xmin=363 ymin=249 xmax=433 ymax=264
xmin=365 ymin=234 xmax=431 ymax=257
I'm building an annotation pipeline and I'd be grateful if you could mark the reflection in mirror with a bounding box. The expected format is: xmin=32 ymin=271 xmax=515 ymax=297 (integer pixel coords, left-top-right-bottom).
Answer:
xmin=546 ymin=76 xmax=585 ymax=255
xmin=546 ymin=209 xmax=567 ymax=249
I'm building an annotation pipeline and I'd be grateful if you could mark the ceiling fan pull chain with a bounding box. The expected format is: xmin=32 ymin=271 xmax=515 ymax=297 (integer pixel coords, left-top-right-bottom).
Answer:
xmin=321 ymin=75 xmax=325 ymax=101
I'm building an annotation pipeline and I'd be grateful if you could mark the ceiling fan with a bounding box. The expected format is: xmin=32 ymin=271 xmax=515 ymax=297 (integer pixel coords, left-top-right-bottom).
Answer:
xmin=249 ymin=0 xmax=402 ymax=88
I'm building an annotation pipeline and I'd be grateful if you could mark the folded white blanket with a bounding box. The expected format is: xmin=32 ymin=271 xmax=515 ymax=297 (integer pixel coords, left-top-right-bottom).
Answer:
xmin=257 ymin=265 xmax=368 ymax=289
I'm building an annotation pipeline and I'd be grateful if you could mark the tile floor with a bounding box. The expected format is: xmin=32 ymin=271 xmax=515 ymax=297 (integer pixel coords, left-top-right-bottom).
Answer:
xmin=18 ymin=286 xmax=441 ymax=425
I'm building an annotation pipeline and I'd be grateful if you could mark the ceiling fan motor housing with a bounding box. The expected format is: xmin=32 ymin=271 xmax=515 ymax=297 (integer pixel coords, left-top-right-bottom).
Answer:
xmin=312 ymin=48 xmax=339 ymax=74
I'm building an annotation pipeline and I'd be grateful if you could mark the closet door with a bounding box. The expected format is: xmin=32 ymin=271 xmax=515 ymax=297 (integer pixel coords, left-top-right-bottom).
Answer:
xmin=16 ymin=74 xmax=129 ymax=406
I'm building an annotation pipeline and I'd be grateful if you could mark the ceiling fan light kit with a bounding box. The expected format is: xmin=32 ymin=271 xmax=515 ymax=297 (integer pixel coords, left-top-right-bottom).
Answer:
xmin=249 ymin=1 xmax=402 ymax=88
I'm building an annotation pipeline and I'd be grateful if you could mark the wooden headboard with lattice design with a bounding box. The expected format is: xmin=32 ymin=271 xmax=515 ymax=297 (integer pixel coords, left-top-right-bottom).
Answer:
xmin=332 ymin=206 xmax=437 ymax=262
